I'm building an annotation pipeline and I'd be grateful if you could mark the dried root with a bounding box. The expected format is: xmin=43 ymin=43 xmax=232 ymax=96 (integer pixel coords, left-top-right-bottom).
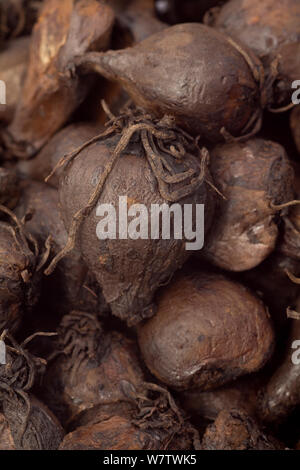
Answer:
xmin=121 ymin=380 xmax=201 ymax=450
xmin=42 ymin=310 xmax=144 ymax=425
xmin=0 ymin=330 xmax=60 ymax=449
xmin=0 ymin=204 xmax=52 ymax=332
xmin=45 ymin=104 xmax=210 ymax=276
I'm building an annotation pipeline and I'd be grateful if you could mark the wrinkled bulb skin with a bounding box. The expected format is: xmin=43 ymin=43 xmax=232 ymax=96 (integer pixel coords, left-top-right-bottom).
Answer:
xmin=14 ymin=180 xmax=102 ymax=315
xmin=59 ymin=401 xmax=195 ymax=450
xmin=74 ymin=23 xmax=265 ymax=141
xmin=1 ymin=0 xmax=300 ymax=451
xmin=0 ymin=333 xmax=64 ymax=450
xmin=210 ymin=0 xmax=300 ymax=109
xmin=58 ymin=129 xmax=215 ymax=326
xmin=0 ymin=222 xmax=39 ymax=333
xmin=1 ymin=396 xmax=64 ymax=450
xmin=0 ymin=413 xmax=15 ymax=450
xmin=42 ymin=310 xmax=145 ymax=426
xmin=201 ymin=409 xmax=283 ymax=450
xmin=202 ymin=138 xmax=294 ymax=272
xmin=274 ymin=163 xmax=300 ymax=262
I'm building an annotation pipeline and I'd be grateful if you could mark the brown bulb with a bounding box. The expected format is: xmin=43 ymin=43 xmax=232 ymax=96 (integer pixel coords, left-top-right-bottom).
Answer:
xmin=138 ymin=271 xmax=274 ymax=391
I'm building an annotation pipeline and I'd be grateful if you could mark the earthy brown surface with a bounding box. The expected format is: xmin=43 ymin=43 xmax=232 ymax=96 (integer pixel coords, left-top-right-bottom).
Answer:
xmin=0 ymin=332 xmax=64 ymax=449
xmin=180 ymin=375 xmax=261 ymax=422
xmin=212 ymin=0 xmax=300 ymax=108
xmin=60 ymin=410 xmax=153 ymax=450
xmin=42 ymin=311 xmax=145 ymax=426
xmin=0 ymin=0 xmax=300 ymax=451
xmin=0 ymin=37 xmax=29 ymax=124
xmin=0 ymin=413 xmax=16 ymax=450
xmin=279 ymin=163 xmax=300 ymax=261
xmin=202 ymin=409 xmax=282 ymax=450
xmin=3 ymin=395 xmax=64 ymax=450
xmin=280 ymin=207 xmax=300 ymax=262
xmin=15 ymin=180 xmax=101 ymax=314
xmin=241 ymin=253 xmax=300 ymax=330
xmin=0 ymin=167 xmax=19 ymax=209
xmin=57 ymin=124 xmax=214 ymax=325
xmin=0 ymin=218 xmax=40 ymax=332
xmin=202 ymin=138 xmax=294 ymax=271
xmin=17 ymin=122 xmax=100 ymax=188
xmin=74 ymin=23 xmax=264 ymax=141
xmin=4 ymin=0 xmax=115 ymax=157
xmin=60 ymin=398 xmax=196 ymax=450
xmin=260 ymin=313 xmax=300 ymax=422
xmin=138 ymin=271 xmax=274 ymax=391
xmin=290 ymin=106 xmax=300 ymax=154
